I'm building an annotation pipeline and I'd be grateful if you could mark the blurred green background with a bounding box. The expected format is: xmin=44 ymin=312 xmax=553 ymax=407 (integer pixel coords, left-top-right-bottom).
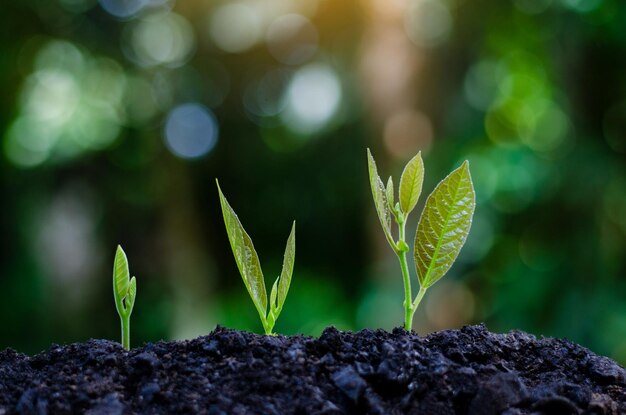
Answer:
xmin=1 ymin=0 xmax=625 ymax=364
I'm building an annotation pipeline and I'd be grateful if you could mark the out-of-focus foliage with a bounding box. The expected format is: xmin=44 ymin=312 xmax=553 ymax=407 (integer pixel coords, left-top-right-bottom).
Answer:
xmin=0 ymin=0 xmax=625 ymax=365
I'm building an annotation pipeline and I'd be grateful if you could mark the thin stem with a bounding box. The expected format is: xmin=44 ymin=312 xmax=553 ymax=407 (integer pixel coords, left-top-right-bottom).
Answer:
xmin=397 ymin=220 xmax=414 ymax=331
xmin=411 ymin=286 xmax=428 ymax=323
xmin=121 ymin=314 xmax=130 ymax=351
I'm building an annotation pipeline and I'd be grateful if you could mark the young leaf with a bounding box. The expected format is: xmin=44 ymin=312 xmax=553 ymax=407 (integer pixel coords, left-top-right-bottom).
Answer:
xmin=112 ymin=245 xmax=136 ymax=350
xmin=414 ymin=161 xmax=475 ymax=288
xmin=127 ymin=276 xmax=137 ymax=312
xmin=270 ymin=277 xmax=279 ymax=313
xmin=386 ymin=176 xmax=394 ymax=212
xmin=367 ymin=149 xmax=395 ymax=249
xmin=113 ymin=245 xmax=130 ymax=314
xmin=217 ymin=181 xmax=268 ymax=322
xmin=399 ymin=152 xmax=424 ymax=216
xmin=277 ymin=221 xmax=296 ymax=312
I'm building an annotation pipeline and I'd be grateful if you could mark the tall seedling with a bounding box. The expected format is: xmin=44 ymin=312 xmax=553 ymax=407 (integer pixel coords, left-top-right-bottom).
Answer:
xmin=367 ymin=149 xmax=475 ymax=331
xmin=217 ymin=180 xmax=295 ymax=335
xmin=113 ymin=245 xmax=136 ymax=350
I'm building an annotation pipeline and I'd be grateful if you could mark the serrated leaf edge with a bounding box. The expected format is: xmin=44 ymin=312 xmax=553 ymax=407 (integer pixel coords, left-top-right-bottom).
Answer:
xmin=217 ymin=181 xmax=268 ymax=325
xmin=414 ymin=161 xmax=475 ymax=288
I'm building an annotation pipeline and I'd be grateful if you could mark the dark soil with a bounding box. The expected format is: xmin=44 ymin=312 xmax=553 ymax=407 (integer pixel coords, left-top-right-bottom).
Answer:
xmin=0 ymin=324 xmax=624 ymax=415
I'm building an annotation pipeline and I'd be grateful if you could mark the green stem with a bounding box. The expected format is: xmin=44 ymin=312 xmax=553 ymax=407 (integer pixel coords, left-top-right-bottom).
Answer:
xmin=121 ymin=314 xmax=130 ymax=351
xmin=262 ymin=312 xmax=274 ymax=336
xmin=397 ymin=220 xmax=414 ymax=331
xmin=410 ymin=286 xmax=428 ymax=323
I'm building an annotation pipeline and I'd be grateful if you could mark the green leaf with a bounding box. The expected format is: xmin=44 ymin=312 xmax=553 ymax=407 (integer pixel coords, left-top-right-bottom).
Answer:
xmin=414 ymin=161 xmax=475 ymax=288
xmin=386 ymin=176 xmax=394 ymax=212
xmin=217 ymin=181 xmax=268 ymax=322
xmin=367 ymin=149 xmax=395 ymax=249
xmin=113 ymin=245 xmax=130 ymax=311
xmin=399 ymin=152 xmax=424 ymax=216
xmin=127 ymin=276 xmax=136 ymax=313
xmin=270 ymin=276 xmax=279 ymax=312
xmin=277 ymin=221 xmax=295 ymax=312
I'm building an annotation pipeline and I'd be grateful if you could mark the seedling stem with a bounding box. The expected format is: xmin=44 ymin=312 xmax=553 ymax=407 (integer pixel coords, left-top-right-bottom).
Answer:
xmin=122 ymin=314 xmax=130 ymax=350
xmin=395 ymin=210 xmax=416 ymax=330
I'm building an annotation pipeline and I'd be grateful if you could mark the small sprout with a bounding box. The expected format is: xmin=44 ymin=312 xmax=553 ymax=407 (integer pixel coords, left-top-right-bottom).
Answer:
xmin=217 ymin=180 xmax=296 ymax=335
xmin=367 ymin=149 xmax=475 ymax=331
xmin=113 ymin=245 xmax=136 ymax=351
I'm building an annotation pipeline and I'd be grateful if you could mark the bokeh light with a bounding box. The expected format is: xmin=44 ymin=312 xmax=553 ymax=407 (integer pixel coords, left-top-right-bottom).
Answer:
xmin=35 ymin=185 xmax=101 ymax=307
xmin=243 ymin=67 xmax=291 ymax=124
xmin=124 ymin=74 xmax=159 ymax=126
xmin=383 ymin=109 xmax=433 ymax=158
xmin=266 ymin=14 xmax=318 ymax=65
xmin=98 ymin=0 xmax=171 ymax=19
xmin=404 ymin=0 xmax=452 ymax=47
xmin=464 ymin=60 xmax=506 ymax=112
xmin=163 ymin=103 xmax=218 ymax=159
xmin=4 ymin=40 xmax=126 ymax=167
xmin=208 ymin=3 xmax=263 ymax=53
xmin=281 ymin=63 xmax=341 ymax=134
xmin=124 ymin=11 xmax=195 ymax=67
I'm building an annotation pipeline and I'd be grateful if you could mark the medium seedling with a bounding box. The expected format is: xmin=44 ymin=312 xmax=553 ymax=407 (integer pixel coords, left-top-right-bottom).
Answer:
xmin=113 ymin=245 xmax=136 ymax=350
xmin=217 ymin=180 xmax=296 ymax=335
xmin=367 ymin=149 xmax=475 ymax=331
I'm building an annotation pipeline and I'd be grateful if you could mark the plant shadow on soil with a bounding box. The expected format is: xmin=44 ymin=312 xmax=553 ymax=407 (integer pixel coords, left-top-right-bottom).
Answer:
xmin=0 ymin=324 xmax=624 ymax=414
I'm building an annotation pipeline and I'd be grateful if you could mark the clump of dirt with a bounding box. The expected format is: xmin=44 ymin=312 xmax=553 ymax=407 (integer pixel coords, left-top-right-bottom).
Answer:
xmin=0 ymin=324 xmax=624 ymax=414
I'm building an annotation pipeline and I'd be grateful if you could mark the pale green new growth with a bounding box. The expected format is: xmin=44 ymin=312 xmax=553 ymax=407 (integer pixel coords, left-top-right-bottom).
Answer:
xmin=399 ymin=152 xmax=424 ymax=215
xmin=217 ymin=180 xmax=296 ymax=335
xmin=366 ymin=149 xmax=475 ymax=331
xmin=113 ymin=245 xmax=136 ymax=351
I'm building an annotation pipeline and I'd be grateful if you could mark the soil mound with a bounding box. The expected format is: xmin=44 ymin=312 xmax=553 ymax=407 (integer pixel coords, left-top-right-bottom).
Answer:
xmin=0 ymin=324 xmax=624 ymax=414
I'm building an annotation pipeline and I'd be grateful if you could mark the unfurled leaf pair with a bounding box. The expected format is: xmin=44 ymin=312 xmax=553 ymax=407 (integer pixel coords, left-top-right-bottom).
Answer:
xmin=367 ymin=149 xmax=475 ymax=330
xmin=368 ymin=150 xmax=424 ymax=251
xmin=113 ymin=245 xmax=136 ymax=350
xmin=217 ymin=181 xmax=295 ymax=335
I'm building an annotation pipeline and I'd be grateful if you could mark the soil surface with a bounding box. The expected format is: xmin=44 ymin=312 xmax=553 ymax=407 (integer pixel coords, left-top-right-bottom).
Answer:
xmin=0 ymin=324 xmax=624 ymax=415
